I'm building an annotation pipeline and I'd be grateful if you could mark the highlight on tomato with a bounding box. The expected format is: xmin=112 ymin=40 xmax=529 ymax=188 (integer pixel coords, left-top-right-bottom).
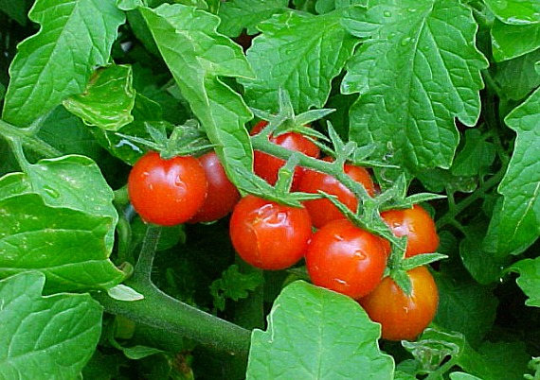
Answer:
xmin=359 ymin=266 xmax=439 ymax=341
xmin=229 ymin=195 xmax=312 ymax=270
xmin=297 ymin=157 xmax=376 ymax=228
xmin=128 ymin=151 xmax=208 ymax=226
xmin=305 ymin=219 xmax=389 ymax=299
xmin=190 ymin=151 xmax=240 ymax=223
xmin=250 ymin=121 xmax=320 ymax=190
xmin=381 ymin=204 xmax=439 ymax=257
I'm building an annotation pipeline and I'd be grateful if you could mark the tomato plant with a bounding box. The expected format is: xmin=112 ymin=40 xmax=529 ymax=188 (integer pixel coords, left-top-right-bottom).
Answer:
xmin=250 ymin=121 xmax=320 ymax=189
xmin=0 ymin=0 xmax=539 ymax=379
xmin=190 ymin=151 xmax=240 ymax=223
xmin=381 ymin=205 xmax=439 ymax=257
xmin=359 ymin=266 xmax=439 ymax=341
xmin=298 ymin=157 xmax=375 ymax=228
xmin=305 ymin=219 xmax=389 ymax=299
xmin=128 ymin=151 xmax=208 ymax=226
xmin=229 ymin=195 xmax=312 ymax=270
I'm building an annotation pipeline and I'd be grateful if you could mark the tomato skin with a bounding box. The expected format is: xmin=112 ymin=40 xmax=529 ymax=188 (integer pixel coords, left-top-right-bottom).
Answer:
xmin=190 ymin=152 xmax=240 ymax=223
xmin=359 ymin=266 xmax=439 ymax=341
xmin=230 ymin=195 xmax=312 ymax=270
xmin=381 ymin=205 xmax=439 ymax=257
xmin=251 ymin=121 xmax=320 ymax=190
xmin=297 ymin=157 xmax=375 ymax=228
xmin=305 ymin=219 xmax=388 ymax=299
xmin=128 ymin=151 xmax=208 ymax=226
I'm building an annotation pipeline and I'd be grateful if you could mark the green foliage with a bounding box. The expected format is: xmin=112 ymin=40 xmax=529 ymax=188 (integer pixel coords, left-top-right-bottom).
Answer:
xmin=343 ymin=0 xmax=488 ymax=173
xmin=210 ymin=264 xmax=264 ymax=311
xmin=63 ymin=65 xmax=136 ymax=131
xmin=0 ymin=272 xmax=102 ymax=378
xmin=2 ymin=0 xmax=125 ymax=126
xmin=247 ymin=281 xmax=394 ymax=379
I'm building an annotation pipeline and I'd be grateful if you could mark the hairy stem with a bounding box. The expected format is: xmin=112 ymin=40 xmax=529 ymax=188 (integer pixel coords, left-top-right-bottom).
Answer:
xmin=436 ymin=168 xmax=505 ymax=229
xmin=93 ymin=281 xmax=251 ymax=360
xmin=0 ymin=119 xmax=62 ymax=158
xmin=132 ymin=224 xmax=162 ymax=284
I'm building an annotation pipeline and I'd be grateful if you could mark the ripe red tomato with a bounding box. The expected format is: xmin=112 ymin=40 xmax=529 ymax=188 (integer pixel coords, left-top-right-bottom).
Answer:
xmin=190 ymin=151 xmax=240 ymax=223
xmin=297 ymin=157 xmax=375 ymax=228
xmin=381 ymin=205 xmax=439 ymax=257
xmin=251 ymin=121 xmax=320 ymax=190
xmin=305 ymin=219 xmax=389 ymax=299
xmin=229 ymin=195 xmax=312 ymax=270
xmin=359 ymin=266 xmax=439 ymax=341
xmin=128 ymin=151 xmax=208 ymax=226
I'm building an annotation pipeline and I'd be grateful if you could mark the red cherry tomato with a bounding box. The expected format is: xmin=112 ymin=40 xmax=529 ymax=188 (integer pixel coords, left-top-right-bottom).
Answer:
xmin=359 ymin=266 xmax=439 ymax=341
xmin=229 ymin=195 xmax=312 ymax=270
xmin=251 ymin=121 xmax=320 ymax=190
xmin=305 ymin=219 xmax=389 ymax=299
xmin=297 ymin=157 xmax=375 ymax=228
xmin=128 ymin=151 xmax=207 ymax=226
xmin=190 ymin=152 xmax=240 ymax=223
xmin=381 ymin=205 xmax=439 ymax=257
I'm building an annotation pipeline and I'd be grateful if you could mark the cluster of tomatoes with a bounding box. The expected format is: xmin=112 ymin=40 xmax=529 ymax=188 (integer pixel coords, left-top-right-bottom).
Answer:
xmin=127 ymin=121 xmax=439 ymax=341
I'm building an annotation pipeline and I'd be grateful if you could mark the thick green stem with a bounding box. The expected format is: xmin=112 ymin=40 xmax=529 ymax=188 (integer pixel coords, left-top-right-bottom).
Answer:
xmin=132 ymin=224 xmax=162 ymax=284
xmin=93 ymin=281 xmax=251 ymax=359
xmin=0 ymin=119 xmax=61 ymax=158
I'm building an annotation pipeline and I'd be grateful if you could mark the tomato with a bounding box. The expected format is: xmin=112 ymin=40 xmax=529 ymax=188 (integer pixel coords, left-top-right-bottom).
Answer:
xmin=359 ymin=266 xmax=439 ymax=341
xmin=128 ymin=151 xmax=208 ymax=226
xmin=251 ymin=121 xmax=320 ymax=190
xmin=305 ymin=219 xmax=389 ymax=299
xmin=381 ymin=205 xmax=439 ymax=257
xmin=190 ymin=152 xmax=240 ymax=223
xmin=297 ymin=157 xmax=375 ymax=228
xmin=229 ymin=195 xmax=312 ymax=270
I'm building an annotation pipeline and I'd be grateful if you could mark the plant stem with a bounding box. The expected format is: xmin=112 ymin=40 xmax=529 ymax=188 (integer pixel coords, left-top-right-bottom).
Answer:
xmin=436 ymin=168 xmax=505 ymax=229
xmin=0 ymin=119 xmax=61 ymax=158
xmin=132 ymin=224 xmax=162 ymax=284
xmin=92 ymin=281 xmax=251 ymax=360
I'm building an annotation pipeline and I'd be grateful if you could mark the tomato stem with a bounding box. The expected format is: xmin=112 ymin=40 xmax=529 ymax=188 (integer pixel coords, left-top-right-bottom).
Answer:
xmin=436 ymin=168 xmax=505 ymax=230
xmin=0 ymin=118 xmax=62 ymax=159
xmin=92 ymin=280 xmax=251 ymax=362
xmin=132 ymin=224 xmax=162 ymax=284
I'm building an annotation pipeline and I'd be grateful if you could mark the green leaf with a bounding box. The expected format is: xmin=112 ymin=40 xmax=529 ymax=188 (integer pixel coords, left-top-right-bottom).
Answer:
xmin=107 ymin=284 xmax=144 ymax=301
xmin=139 ymin=3 xmax=254 ymax=187
xmin=495 ymin=48 xmax=540 ymax=100
xmin=247 ymin=281 xmax=394 ymax=379
xmin=218 ymin=0 xmax=289 ymax=37
xmin=240 ymin=11 xmax=359 ymax=113
xmin=483 ymin=0 xmax=540 ymax=25
xmin=497 ymin=87 xmax=540 ymax=255
xmin=0 ymin=0 xmax=31 ymax=25
xmin=91 ymin=93 xmax=162 ymax=165
xmin=25 ymin=155 xmax=119 ymax=251
xmin=433 ymin=271 xmax=498 ymax=347
xmin=0 ymin=82 xmax=5 ymax=101
xmin=459 ymin=341 xmax=531 ymax=380
xmin=491 ymin=20 xmax=540 ymax=61
xmin=459 ymin=221 xmax=508 ymax=285
xmin=343 ymin=0 xmax=488 ymax=173
xmin=2 ymin=0 xmax=125 ymax=126
xmin=405 ymin=328 xmax=529 ymax=380
xmin=0 ymin=272 xmax=102 ymax=378
xmin=0 ymin=174 xmax=124 ymax=292
xmin=451 ymin=130 xmax=496 ymax=177
xmin=510 ymin=257 xmax=540 ymax=307
xmin=63 ymin=65 xmax=136 ymax=131
xmin=210 ymin=265 xmax=264 ymax=311
xmin=37 ymin=106 xmax=105 ymax=160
